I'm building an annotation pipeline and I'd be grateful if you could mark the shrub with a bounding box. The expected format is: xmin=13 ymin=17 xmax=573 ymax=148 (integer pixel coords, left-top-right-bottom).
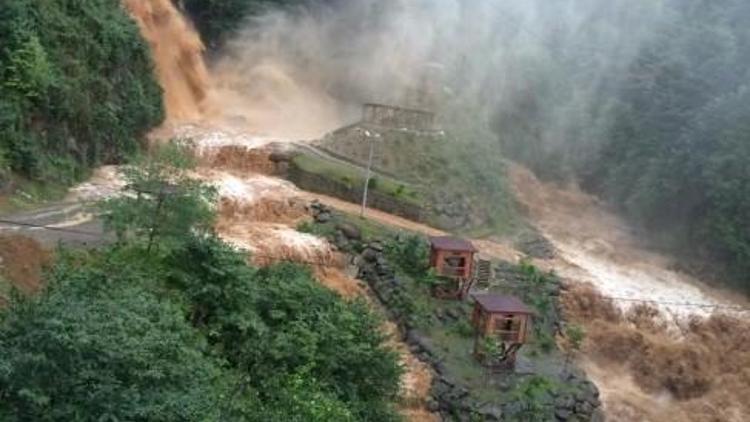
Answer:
xmin=166 ymin=235 xmax=403 ymax=421
xmin=99 ymin=143 xmax=217 ymax=251
xmin=385 ymin=235 xmax=431 ymax=277
xmin=0 ymin=261 xmax=229 ymax=421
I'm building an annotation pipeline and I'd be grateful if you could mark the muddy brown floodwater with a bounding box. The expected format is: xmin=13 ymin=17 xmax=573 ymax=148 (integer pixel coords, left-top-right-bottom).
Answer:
xmin=510 ymin=164 xmax=750 ymax=422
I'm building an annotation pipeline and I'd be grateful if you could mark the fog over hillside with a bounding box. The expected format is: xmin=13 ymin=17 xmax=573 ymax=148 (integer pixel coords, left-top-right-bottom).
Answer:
xmin=211 ymin=0 xmax=665 ymax=139
xmin=214 ymin=0 xmax=750 ymax=285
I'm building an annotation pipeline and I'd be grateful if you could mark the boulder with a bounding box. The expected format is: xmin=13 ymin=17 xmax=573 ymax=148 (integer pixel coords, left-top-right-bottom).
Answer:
xmin=555 ymin=408 xmax=572 ymax=421
xmin=575 ymin=401 xmax=593 ymax=416
xmin=433 ymin=361 xmax=448 ymax=375
xmin=555 ymin=396 xmax=576 ymax=410
xmin=369 ymin=241 xmax=384 ymax=252
xmin=361 ymin=248 xmax=379 ymax=263
xmin=315 ymin=211 xmax=332 ymax=223
xmin=426 ymin=398 xmax=440 ymax=412
xmin=268 ymin=147 xmax=295 ymax=162
xmin=337 ymin=222 xmax=362 ymax=240
xmin=376 ymin=264 xmax=392 ymax=277
xmin=477 ymin=404 xmax=503 ymax=421
xmin=445 ymin=308 xmax=462 ymax=321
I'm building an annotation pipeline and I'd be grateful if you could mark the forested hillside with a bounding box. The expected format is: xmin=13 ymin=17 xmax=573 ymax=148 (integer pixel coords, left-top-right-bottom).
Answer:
xmin=495 ymin=0 xmax=750 ymax=286
xmin=183 ymin=0 xmax=315 ymax=47
xmin=0 ymin=0 xmax=162 ymax=186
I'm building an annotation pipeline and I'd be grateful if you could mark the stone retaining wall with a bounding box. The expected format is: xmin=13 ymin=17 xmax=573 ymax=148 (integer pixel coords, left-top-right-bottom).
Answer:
xmin=348 ymin=233 xmax=603 ymax=421
xmin=286 ymin=162 xmax=424 ymax=222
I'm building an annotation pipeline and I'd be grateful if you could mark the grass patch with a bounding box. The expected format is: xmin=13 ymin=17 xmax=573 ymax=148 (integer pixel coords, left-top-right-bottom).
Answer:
xmin=292 ymin=153 xmax=422 ymax=205
xmin=318 ymin=126 xmax=523 ymax=235
xmin=0 ymin=177 xmax=70 ymax=214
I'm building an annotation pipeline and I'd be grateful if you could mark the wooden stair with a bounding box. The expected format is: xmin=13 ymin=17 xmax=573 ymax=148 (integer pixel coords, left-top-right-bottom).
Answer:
xmin=474 ymin=259 xmax=492 ymax=286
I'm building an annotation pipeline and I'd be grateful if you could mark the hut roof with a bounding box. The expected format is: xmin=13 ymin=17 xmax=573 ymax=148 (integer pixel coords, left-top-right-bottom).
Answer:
xmin=428 ymin=236 xmax=477 ymax=252
xmin=472 ymin=294 xmax=533 ymax=314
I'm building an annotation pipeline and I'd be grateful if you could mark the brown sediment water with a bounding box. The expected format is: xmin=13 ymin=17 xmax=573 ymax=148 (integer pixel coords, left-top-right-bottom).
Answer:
xmin=123 ymin=0 xmax=210 ymax=122
xmin=512 ymin=162 xmax=750 ymax=422
xmin=560 ymin=283 xmax=750 ymax=422
xmin=199 ymin=144 xmax=278 ymax=175
xmin=123 ymin=0 xmax=345 ymax=137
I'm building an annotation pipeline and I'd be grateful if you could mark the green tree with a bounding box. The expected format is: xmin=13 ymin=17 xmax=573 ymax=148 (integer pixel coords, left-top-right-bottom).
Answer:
xmin=183 ymin=0 xmax=316 ymax=47
xmin=0 ymin=257 xmax=230 ymax=421
xmin=385 ymin=234 xmax=430 ymax=277
xmin=166 ymin=235 xmax=403 ymax=421
xmin=100 ymin=143 xmax=216 ymax=251
xmin=508 ymin=376 xmax=558 ymax=422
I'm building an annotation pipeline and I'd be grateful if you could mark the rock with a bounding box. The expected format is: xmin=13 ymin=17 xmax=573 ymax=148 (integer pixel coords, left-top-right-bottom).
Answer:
xmin=407 ymin=332 xmax=436 ymax=357
xmin=369 ymin=241 xmax=384 ymax=252
xmin=581 ymin=380 xmax=600 ymax=399
xmin=477 ymin=404 xmax=503 ymax=421
xmin=269 ymin=147 xmax=295 ymax=162
xmin=555 ymin=408 xmax=572 ymax=421
xmin=434 ymin=309 xmax=447 ymax=322
xmin=454 ymin=386 xmax=469 ymax=400
xmin=555 ymin=396 xmax=575 ymax=410
xmin=361 ymin=248 xmax=378 ymax=262
xmin=445 ymin=308 xmax=461 ymax=320
xmin=436 ymin=375 xmax=455 ymax=388
xmin=333 ymin=232 xmax=349 ymax=249
xmin=315 ymin=211 xmax=331 ymax=223
xmin=502 ymin=401 xmax=523 ymax=418
xmin=337 ymin=222 xmax=362 ymax=240
xmin=433 ymin=361 xmax=448 ymax=375
xmin=376 ymin=264 xmax=392 ymax=276
xmin=431 ymin=379 xmax=453 ymax=399
xmin=575 ymin=401 xmax=593 ymax=416
xmin=426 ymin=398 xmax=440 ymax=412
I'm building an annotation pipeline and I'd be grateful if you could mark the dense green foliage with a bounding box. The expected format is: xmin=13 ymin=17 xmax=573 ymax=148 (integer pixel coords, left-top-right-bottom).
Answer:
xmin=183 ymin=0 xmax=310 ymax=47
xmin=496 ymin=0 xmax=750 ymax=286
xmin=0 ymin=257 xmax=229 ymax=421
xmin=0 ymin=149 xmax=402 ymax=421
xmin=167 ymin=236 xmax=402 ymax=421
xmin=588 ymin=1 xmax=750 ymax=281
xmin=0 ymin=0 xmax=163 ymax=185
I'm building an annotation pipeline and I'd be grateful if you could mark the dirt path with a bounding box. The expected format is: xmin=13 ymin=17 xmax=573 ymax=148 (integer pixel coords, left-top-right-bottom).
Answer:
xmin=298 ymin=191 xmax=523 ymax=264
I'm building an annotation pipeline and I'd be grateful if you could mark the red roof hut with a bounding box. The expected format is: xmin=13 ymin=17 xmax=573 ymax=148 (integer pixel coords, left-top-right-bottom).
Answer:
xmin=471 ymin=294 xmax=533 ymax=367
xmin=428 ymin=236 xmax=477 ymax=298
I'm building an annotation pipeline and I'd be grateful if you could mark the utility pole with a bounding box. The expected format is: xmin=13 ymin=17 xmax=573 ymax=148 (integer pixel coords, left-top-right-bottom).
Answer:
xmin=360 ymin=130 xmax=379 ymax=218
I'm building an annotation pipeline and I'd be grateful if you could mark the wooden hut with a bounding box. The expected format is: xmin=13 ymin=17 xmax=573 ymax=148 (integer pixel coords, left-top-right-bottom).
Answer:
xmin=428 ymin=236 xmax=477 ymax=298
xmin=471 ymin=294 xmax=533 ymax=367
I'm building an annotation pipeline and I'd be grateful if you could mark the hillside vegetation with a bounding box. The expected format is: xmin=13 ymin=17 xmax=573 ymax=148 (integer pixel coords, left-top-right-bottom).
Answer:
xmin=495 ymin=0 xmax=750 ymax=287
xmin=0 ymin=145 xmax=402 ymax=421
xmin=317 ymin=124 xmax=517 ymax=235
xmin=183 ymin=0 xmax=317 ymax=47
xmin=0 ymin=0 xmax=163 ymax=187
